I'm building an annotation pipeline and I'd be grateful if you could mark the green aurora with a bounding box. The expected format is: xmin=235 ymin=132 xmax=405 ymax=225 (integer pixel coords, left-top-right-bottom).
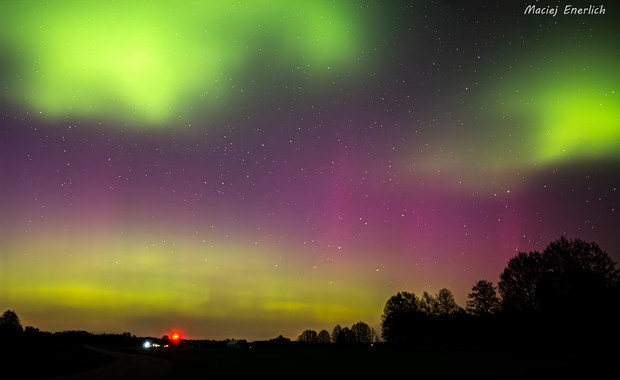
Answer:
xmin=1 ymin=1 xmax=362 ymax=126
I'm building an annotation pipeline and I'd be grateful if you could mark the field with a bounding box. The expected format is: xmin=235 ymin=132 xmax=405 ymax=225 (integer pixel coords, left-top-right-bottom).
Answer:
xmin=2 ymin=343 xmax=114 ymax=378
xmin=3 ymin=340 xmax=613 ymax=379
xmin=133 ymin=344 xmax=609 ymax=379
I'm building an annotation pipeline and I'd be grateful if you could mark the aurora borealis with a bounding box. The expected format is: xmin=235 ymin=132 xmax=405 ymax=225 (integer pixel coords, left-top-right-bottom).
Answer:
xmin=1 ymin=1 xmax=619 ymax=341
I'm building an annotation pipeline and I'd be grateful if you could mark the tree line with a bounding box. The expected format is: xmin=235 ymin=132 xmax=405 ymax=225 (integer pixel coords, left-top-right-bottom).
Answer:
xmin=0 ymin=309 xmax=144 ymax=346
xmin=297 ymin=321 xmax=378 ymax=344
xmin=380 ymin=236 xmax=620 ymax=347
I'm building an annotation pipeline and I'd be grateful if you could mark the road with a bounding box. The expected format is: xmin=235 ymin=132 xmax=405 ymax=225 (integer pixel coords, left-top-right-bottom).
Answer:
xmin=55 ymin=346 xmax=172 ymax=379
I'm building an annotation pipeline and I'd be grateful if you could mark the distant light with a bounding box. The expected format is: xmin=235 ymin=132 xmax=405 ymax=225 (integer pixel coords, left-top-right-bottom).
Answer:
xmin=170 ymin=330 xmax=182 ymax=343
xmin=143 ymin=341 xmax=151 ymax=348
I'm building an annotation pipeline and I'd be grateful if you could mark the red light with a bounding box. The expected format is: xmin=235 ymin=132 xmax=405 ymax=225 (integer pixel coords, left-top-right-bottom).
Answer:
xmin=170 ymin=331 xmax=182 ymax=343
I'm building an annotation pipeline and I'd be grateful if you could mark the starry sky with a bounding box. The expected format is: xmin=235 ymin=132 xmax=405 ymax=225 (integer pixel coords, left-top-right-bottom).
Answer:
xmin=1 ymin=1 xmax=619 ymax=341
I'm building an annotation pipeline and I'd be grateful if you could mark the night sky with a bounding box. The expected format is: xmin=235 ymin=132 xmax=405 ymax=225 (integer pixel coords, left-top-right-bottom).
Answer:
xmin=1 ymin=1 xmax=619 ymax=341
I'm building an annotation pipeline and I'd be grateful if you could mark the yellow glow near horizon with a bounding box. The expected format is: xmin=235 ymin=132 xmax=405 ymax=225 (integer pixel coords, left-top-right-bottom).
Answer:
xmin=1 ymin=229 xmax=384 ymax=338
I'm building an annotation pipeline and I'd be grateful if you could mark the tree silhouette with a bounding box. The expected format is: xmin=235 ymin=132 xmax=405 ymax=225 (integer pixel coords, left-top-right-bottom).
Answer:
xmin=467 ymin=280 xmax=499 ymax=316
xmin=317 ymin=329 xmax=330 ymax=343
xmin=339 ymin=327 xmax=353 ymax=343
xmin=331 ymin=325 xmax=354 ymax=343
xmin=351 ymin=321 xmax=372 ymax=344
xmin=0 ymin=310 xmax=23 ymax=338
xmin=24 ymin=326 xmax=40 ymax=336
xmin=435 ymin=288 xmax=461 ymax=315
xmin=497 ymin=251 xmax=543 ymax=312
xmin=418 ymin=291 xmax=438 ymax=315
xmin=331 ymin=324 xmax=342 ymax=343
xmin=499 ymin=236 xmax=619 ymax=314
xmin=297 ymin=329 xmax=318 ymax=343
xmin=380 ymin=291 xmax=419 ymax=342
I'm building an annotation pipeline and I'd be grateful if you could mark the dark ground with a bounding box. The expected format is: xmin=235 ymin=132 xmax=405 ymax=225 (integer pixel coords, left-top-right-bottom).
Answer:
xmin=127 ymin=344 xmax=612 ymax=380
xmin=2 ymin=343 xmax=114 ymax=379
xmin=1 ymin=341 xmax=614 ymax=379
